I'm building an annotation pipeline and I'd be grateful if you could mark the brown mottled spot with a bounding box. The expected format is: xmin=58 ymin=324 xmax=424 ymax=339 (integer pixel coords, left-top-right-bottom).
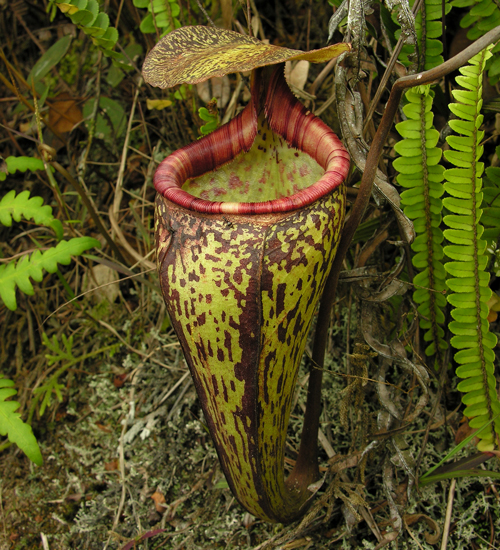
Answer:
xmin=211 ymin=374 xmax=219 ymax=396
xmin=275 ymin=283 xmax=286 ymax=317
xmin=222 ymin=378 xmax=228 ymax=402
xmin=205 ymin=253 xmax=220 ymax=263
xmin=197 ymin=312 xmax=206 ymax=326
xmin=230 ymin=380 xmax=236 ymax=392
xmin=217 ymin=348 xmax=225 ymax=361
xmin=206 ymin=294 xmax=212 ymax=303
xmin=224 ymin=330 xmax=233 ymax=362
xmin=188 ymin=271 xmax=200 ymax=282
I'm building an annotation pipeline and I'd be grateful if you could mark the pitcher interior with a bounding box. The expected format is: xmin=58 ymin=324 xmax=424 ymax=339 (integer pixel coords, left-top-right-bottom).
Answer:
xmin=182 ymin=117 xmax=324 ymax=203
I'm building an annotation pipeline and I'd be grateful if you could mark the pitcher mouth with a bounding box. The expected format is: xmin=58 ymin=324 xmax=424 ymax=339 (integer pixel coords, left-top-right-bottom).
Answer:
xmin=154 ymin=67 xmax=350 ymax=215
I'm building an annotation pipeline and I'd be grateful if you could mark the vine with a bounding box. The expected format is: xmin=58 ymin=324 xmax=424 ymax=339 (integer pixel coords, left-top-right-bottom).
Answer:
xmin=49 ymin=0 xmax=129 ymax=67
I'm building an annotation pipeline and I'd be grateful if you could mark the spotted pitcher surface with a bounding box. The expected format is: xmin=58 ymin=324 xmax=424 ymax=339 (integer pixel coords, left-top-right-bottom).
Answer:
xmin=145 ymin=27 xmax=350 ymax=523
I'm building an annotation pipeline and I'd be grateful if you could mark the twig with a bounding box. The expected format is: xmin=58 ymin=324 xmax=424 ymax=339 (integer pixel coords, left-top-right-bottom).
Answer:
xmin=440 ymin=479 xmax=456 ymax=550
xmin=113 ymin=78 xmax=143 ymax=216
xmin=195 ymin=0 xmax=215 ymax=27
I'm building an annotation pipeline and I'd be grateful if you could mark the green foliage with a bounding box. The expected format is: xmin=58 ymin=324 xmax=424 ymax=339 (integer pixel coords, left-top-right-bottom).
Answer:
xmin=482 ymin=151 xmax=500 ymax=241
xmin=0 ymin=237 xmax=101 ymax=311
xmin=397 ymin=0 xmax=451 ymax=70
xmin=394 ymin=86 xmax=447 ymax=361
xmin=33 ymin=334 xmax=75 ymax=416
xmin=33 ymin=333 xmax=116 ymax=417
xmin=0 ymin=189 xmax=63 ymax=239
xmin=451 ymin=0 xmax=500 ymax=82
xmin=419 ymin=413 xmax=500 ymax=485
xmin=132 ymin=0 xmax=182 ymax=36
xmin=27 ymin=35 xmax=73 ymax=88
xmin=0 ymin=156 xmax=45 ymax=182
xmin=82 ymin=97 xmax=127 ymax=143
xmin=48 ymin=0 xmax=144 ymax=86
xmin=51 ymin=0 xmax=118 ymax=56
xmin=198 ymin=105 xmax=219 ymax=136
xmin=443 ymin=47 xmax=500 ymax=452
xmin=0 ymin=375 xmax=43 ymax=465
xmin=0 ymin=189 xmax=101 ymax=311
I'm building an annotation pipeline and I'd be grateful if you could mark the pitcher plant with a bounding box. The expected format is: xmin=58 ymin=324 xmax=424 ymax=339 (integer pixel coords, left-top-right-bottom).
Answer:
xmin=143 ymin=26 xmax=350 ymax=523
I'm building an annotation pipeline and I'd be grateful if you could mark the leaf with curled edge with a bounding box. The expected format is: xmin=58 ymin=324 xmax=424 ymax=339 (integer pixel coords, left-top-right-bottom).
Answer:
xmin=143 ymin=26 xmax=350 ymax=88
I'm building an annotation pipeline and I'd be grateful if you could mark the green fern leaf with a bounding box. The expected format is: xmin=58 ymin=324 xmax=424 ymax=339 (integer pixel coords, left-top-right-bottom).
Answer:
xmin=0 ymin=376 xmax=42 ymax=465
xmin=0 ymin=156 xmax=45 ymax=182
xmin=395 ymin=85 xmax=447 ymax=362
xmin=0 ymin=237 xmax=101 ymax=311
xmin=1 ymin=190 xmax=52 ymax=226
xmin=443 ymin=46 xmax=500 ymax=451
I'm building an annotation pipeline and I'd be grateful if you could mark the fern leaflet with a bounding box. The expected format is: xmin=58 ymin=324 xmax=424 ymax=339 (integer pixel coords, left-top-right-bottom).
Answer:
xmin=0 ymin=237 xmax=101 ymax=311
xmin=0 ymin=376 xmax=42 ymax=465
xmin=0 ymin=156 xmax=45 ymax=182
xmin=0 ymin=189 xmax=63 ymax=239
xmin=443 ymin=46 xmax=500 ymax=451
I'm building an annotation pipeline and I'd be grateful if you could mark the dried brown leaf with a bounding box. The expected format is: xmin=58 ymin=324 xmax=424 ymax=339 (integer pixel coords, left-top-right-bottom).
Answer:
xmin=151 ymin=491 xmax=167 ymax=514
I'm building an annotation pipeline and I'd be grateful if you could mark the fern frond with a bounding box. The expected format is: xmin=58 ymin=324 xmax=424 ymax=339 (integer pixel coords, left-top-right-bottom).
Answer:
xmin=43 ymin=332 xmax=75 ymax=365
xmin=0 ymin=156 xmax=45 ymax=182
xmin=0 ymin=190 xmax=62 ymax=240
xmin=0 ymin=375 xmax=42 ymax=465
xmin=0 ymin=237 xmax=101 ymax=311
xmin=394 ymin=85 xmax=447 ymax=363
xmin=443 ymin=47 xmax=500 ymax=451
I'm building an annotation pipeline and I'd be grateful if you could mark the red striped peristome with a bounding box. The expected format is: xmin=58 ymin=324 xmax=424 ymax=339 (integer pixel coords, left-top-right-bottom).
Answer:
xmin=154 ymin=65 xmax=350 ymax=214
